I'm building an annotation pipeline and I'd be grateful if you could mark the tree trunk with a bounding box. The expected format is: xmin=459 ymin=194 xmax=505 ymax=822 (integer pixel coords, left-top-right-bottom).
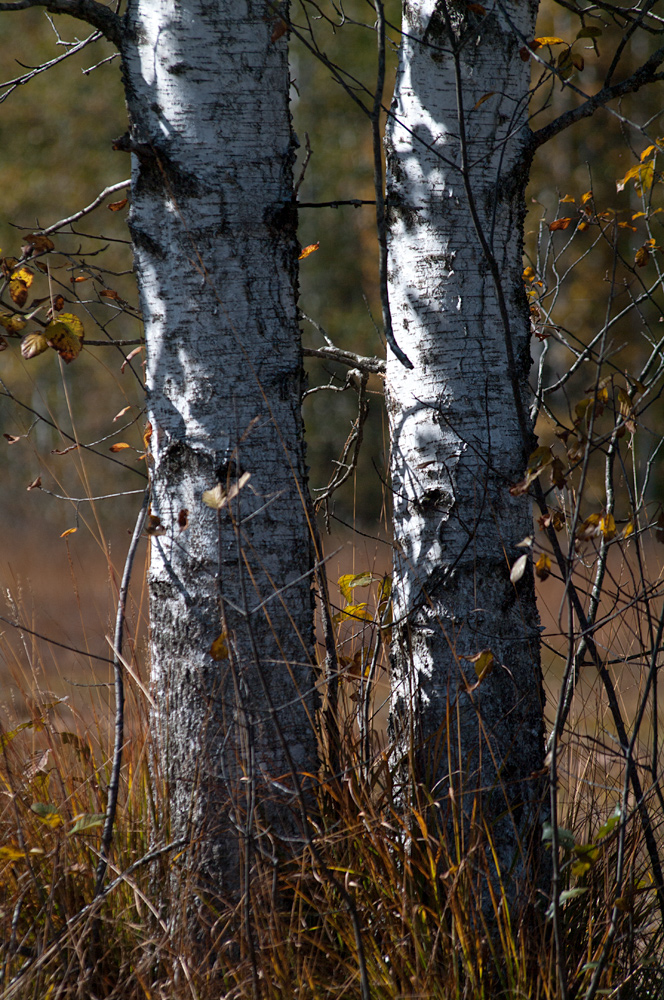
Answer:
xmin=121 ymin=0 xmax=318 ymax=911
xmin=385 ymin=0 xmax=547 ymax=895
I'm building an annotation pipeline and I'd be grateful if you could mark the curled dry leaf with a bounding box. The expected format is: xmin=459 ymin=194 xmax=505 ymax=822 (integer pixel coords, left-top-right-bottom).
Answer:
xmin=60 ymin=527 xmax=77 ymax=538
xmin=270 ymin=17 xmax=287 ymax=42
xmin=23 ymin=233 xmax=55 ymax=254
xmin=510 ymin=553 xmax=528 ymax=584
xmin=109 ymin=442 xmax=131 ymax=452
xmin=21 ymin=332 xmax=49 ymax=360
xmin=108 ymin=198 xmax=128 ymax=212
xmin=3 ymin=433 xmax=20 ymax=444
xmin=26 ymin=476 xmax=42 ymax=491
xmin=145 ymin=513 xmax=166 ymax=536
xmin=549 ymin=217 xmax=573 ymax=232
xmin=178 ymin=508 xmax=189 ymax=531
xmin=121 ymin=345 xmax=143 ymax=373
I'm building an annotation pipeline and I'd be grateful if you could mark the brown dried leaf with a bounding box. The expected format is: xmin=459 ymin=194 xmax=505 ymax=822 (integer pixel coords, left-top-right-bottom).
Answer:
xmin=21 ymin=332 xmax=49 ymax=360
xmin=549 ymin=217 xmax=573 ymax=232
xmin=108 ymin=198 xmax=128 ymax=212
xmin=26 ymin=476 xmax=42 ymax=491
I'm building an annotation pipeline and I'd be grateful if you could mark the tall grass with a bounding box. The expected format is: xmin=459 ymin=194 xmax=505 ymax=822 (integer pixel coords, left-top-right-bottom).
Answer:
xmin=0 ymin=548 xmax=662 ymax=1000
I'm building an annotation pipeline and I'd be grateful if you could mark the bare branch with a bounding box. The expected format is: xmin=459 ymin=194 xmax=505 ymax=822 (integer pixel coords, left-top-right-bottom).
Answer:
xmin=303 ymin=345 xmax=385 ymax=376
xmin=32 ymin=178 xmax=131 ymax=236
xmin=0 ymin=0 xmax=123 ymax=48
xmin=529 ymin=43 xmax=664 ymax=151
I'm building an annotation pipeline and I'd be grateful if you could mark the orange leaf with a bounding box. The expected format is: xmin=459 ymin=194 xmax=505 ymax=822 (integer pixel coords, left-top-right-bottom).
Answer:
xmin=108 ymin=198 xmax=128 ymax=212
xmin=109 ymin=442 xmax=131 ymax=452
xmin=549 ymin=218 xmax=573 ymax=231
xmin=60 ymin=527 xmax=77 ymax=538
xmin=298 ymin=242 xmax=319 ymax=260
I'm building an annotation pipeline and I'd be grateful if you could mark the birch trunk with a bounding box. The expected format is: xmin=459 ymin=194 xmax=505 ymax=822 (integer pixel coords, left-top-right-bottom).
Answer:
xmin=385 ymin=0 xmax=547 ymax=891
xmin=121 ymin=0 xmax=317 ymax=908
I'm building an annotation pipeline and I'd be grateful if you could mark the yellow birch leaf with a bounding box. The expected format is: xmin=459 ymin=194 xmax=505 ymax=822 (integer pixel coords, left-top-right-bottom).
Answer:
xmin=210 ymin=633 xmax=229 ymax=661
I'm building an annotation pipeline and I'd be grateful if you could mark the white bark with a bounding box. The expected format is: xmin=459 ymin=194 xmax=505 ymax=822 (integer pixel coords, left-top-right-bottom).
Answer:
xmin=121 ymin=0 xmax=317 ymax=905
xmin=386 ymin=0 xmax=547 ymax=888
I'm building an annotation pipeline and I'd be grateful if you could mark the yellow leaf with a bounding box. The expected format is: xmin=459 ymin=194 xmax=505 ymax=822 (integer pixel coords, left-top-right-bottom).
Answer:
xmin=559 ymin=194 xmax=576 ymax=203
xmin=0 ymin=844 xmax=26 ymax=860
xmin=464 ymin=648 xmax=494 ymax=681
xmin=635 ymin=246 xmax=650 ymax=267
xmin=599 ymin=512 xmax=616 ymax=541
xmin=533 ymin=36 xmax=567 ymax=46
xmin=640 ymin=145 xmax=656 ymax=162
xmin=60 ymin=527 xmax=77 ymax=538
xmin=333 ymin=603 xmax=372 ymax=624
xmin=580 ymin=190 xmax=593 ymax=205
xmin=30 ymin=802 xmax=63 ymax=828
xmin=210 ymin=633 xmax=229 ymax=661
xmin=522 ymin=265 xmax=535 ymax=281
xmin=535 ymin=553 xmax=551 ymax=580
xmin=109 ymin=442 xmax=131 ymax=452
xmin=473 ymin=91 xmax=495 ymax=111
xmin=298 ymin=242 xmax=320 ymax=260
xmin=45 ymin=313 xmax=84 ymax=363
xmin=11 ymin=266 xmax=34 ymax=287
xmin=0 ymin=312 xmax=26 ymax=334
xmin=632 ymin=212 xmax=646 ymax=220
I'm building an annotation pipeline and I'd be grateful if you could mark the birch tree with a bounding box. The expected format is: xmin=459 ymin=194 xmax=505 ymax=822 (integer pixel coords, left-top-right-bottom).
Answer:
xmin=0 ymin=0 xmax=319 ymax=913
xmin=384 ymin=0 xmax=664 ymax=897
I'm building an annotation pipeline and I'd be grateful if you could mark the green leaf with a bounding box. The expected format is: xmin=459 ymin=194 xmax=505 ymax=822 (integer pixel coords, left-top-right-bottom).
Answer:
xmin=597 ymin=805 xmax=621 ymax=840
xmin=69 ymin=813 xmax=105 ymax=835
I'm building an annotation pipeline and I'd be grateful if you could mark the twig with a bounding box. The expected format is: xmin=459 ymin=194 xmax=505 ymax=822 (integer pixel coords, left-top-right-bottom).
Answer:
xmin=30 ymin=179 xmax=131 ymax=237
xmin=94 ymin=490 xmax=149 ymax=896
xmin=303 ymin=345 xmax=385 ymax=376
xmin=0 ymin=29 xmax=101 ymax=102
xmin=0 ymin=1 xmax=123 ymax=48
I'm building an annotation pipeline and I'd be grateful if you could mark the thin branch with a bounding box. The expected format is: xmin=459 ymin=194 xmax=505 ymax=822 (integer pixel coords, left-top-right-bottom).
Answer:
xmin=0 ymin=613 xmax=113 ymax=663
xmin=0 ymin=0 xmax=123 ymax=48
xmin=32 ymin=179 xmax=131 ymax=237
xmin=303 ymin=345 xmax=386 ymax=376
xmin=296 ymin=199 xmax=376 ymax=208
xmin=529 ymin=43 xmax=664 ymax=151
xmin=94 ymin=490 xmax=149 ymax=896
xmin=0 ymin=29 xmax=101 ymax=102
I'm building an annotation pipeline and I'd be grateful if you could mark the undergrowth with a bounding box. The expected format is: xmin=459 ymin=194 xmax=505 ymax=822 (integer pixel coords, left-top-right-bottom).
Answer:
xmin=0 ymin=565 xmax=662 ymax=1000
